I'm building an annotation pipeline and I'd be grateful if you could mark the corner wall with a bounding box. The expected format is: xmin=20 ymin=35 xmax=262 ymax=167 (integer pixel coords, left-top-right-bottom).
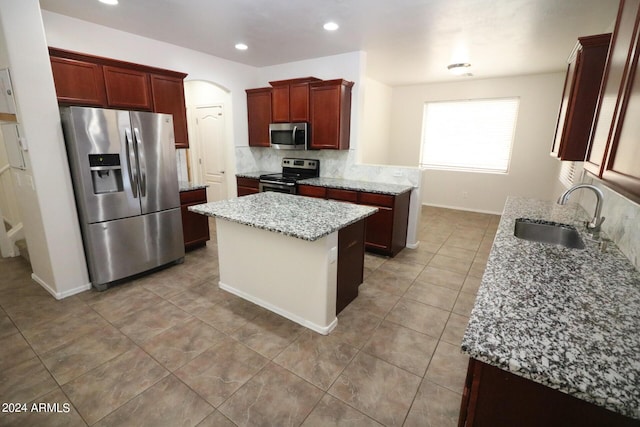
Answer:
xmin=388 ymin=73 xmax=565 ymax=213
xmin=0 ymin=0 xmax=89 ymax=297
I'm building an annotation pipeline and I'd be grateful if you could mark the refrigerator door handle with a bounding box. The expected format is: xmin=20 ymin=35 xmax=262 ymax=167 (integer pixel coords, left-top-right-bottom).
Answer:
xmin=133 ymin=127 xmax=147 ymax=197
xmin=124 ymin=127 xmax=138 ymax=198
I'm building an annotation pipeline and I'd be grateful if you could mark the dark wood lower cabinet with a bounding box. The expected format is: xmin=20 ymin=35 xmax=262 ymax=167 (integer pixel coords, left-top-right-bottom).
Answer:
xmin=459 ymin=358 xmax=639 ymax=427
xmin=297 ymin=184 xmax=411 ymax=257
xmin=179 ymin=188 xmax=210 ymax=250
xmin=236 ymin=177 xmax=260 ymax=196
xmin=336 ymin=218 xmax=366 ymax=314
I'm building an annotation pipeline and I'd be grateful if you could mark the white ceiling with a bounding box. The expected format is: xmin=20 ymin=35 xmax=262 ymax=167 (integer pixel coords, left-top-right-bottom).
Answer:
xmin=39 ymin=0 xmax=619 ymax=86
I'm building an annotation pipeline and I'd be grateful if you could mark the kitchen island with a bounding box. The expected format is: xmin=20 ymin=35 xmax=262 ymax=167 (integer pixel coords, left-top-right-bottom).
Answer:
xmin=189 ymin=192 xmax=377 ymax=334
xmin=460 ymin=197 xmax=640 ymax=426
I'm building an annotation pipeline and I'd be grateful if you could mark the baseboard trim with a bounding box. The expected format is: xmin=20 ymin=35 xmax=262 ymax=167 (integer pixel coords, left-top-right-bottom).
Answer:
xmin=219 ymin=280 xmax=338 ymax=335
xmin=31 ymin=273 xmax=92 ymax=300
xmin=406 ymin=241 xmax=420 ymax=249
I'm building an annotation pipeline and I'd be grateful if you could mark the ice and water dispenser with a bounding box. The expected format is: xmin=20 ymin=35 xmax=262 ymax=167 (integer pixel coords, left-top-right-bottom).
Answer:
xmin=89 ymin=154 xmax=124 ymax=194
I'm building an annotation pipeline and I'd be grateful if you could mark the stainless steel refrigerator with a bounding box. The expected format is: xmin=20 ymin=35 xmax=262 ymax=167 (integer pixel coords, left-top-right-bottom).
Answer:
xmin=60 ymin=106 xmax=185 ymax=291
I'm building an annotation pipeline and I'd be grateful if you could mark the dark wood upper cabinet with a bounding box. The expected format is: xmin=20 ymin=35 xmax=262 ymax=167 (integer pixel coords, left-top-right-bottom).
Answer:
xmin=50 ymin=56 xmax=107 ymax=106
xmin=269 ymin=77 xmax=321 ymax=123
xmin=551 ymin=33 xmax=611 ymax=161
xmin=585 ymin=0 xmax=640 ymax=202
xmin=49 ymin=47 xmax=189 ymax=149
xmin=586 ymin=0 xmax=640 ymax=176
xmin=309 ymin=79 xmax=354 ymax=150
xmin=246 ymin=87 xmax=272 ymax=147
xmin=150 ymin=74 xmax=189 ymax=149
xmin=103 ymin=66 xmax=152 ymax=110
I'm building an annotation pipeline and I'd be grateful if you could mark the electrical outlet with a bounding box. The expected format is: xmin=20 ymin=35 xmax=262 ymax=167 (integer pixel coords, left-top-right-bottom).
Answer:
xmin=392 ymin=171 xmax=404 ymax=178
xmin=462 ymin=191 xmax=468 ymax=199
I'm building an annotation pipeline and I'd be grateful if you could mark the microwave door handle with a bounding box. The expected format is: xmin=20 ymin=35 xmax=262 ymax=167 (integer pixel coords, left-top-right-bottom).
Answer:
xmin=124 ymin=128 xmax=138 ymax=198
xmin=133 ymin=127 xmax=146 ymax=197
xmin=292 ymin=126 xmax=297 ymax=143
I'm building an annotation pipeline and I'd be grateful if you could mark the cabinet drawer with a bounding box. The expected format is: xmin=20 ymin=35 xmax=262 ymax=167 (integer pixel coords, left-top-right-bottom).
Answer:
xmin=327 ymin=188 xmax=358 ymax=203
xmin=179 ymin=188 xmax=207 ymax=204
xmin=298 ymin=185 xmax=327 ymax=198
xmin=358 ymin=191 xmax=395 ymax=208
xmin=236 ymin=177 xmax=260 ymax=189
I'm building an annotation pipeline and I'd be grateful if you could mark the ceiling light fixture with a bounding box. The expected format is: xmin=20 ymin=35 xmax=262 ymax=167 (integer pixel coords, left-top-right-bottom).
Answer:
xmin=235 ymin=43 xmax=248 ymax=51
xmin=323 ymin=22 xmax=339 ymax=31
xmin=99 ymin=0 xmax=119 ymax=5
xmin=447 ymin=63 xmax=472 ymax=76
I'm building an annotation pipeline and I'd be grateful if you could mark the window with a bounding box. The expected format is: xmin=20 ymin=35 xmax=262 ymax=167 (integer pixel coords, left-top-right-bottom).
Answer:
xmin=559 ymin=160 xmax=583 ymax=188
xmin=420 ymin=97 xmax=520 ymax=173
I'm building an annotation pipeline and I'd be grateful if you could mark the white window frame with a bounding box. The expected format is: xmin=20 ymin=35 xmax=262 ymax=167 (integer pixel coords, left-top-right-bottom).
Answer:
xmin=419 ymin=97 xmax=520 ymax=174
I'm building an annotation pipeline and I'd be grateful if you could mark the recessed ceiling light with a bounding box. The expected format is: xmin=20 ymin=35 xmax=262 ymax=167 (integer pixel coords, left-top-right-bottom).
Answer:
xmin=447 ymin=63 xmax=472 ymax=76
xmin=323 ymin=22 xmax=339 ymax=31
xmin=99 ymin=0 xmax=118 ymax=5
xmin=235 ymin=43 xmax=248 ymax=51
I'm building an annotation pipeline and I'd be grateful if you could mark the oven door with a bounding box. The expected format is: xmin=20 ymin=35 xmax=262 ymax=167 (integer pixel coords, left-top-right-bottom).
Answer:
xmin=259 ymin=180 xmax=297 ymax=194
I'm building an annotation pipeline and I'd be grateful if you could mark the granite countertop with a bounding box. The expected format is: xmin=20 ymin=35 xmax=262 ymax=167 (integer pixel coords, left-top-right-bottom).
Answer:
xmin=178 ymin=181 xmax=208 ymax=192
xmin=299 ymin=177 xmax=413 ymax=196
xmin=236 ymin=171 xmax=277 ymax=180
xmin=461 ymin=197 xmax=640 ymax=420
xmin=188 ymin=191 xmax=377 ymax=241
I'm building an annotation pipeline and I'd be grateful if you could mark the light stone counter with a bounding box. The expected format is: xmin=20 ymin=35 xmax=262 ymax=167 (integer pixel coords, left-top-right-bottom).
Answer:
xmin=189 ymin=192 xmax=377 ymax=241
xmin=299 ymin=177 xmax=413 ymax=196
xmin=462 ymin=196 xmax=640 ymax=420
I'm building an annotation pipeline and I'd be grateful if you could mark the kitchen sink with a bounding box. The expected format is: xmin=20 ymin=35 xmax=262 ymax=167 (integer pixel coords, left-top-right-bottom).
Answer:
xmin=514 ymin=218 xmax=585 ymax=249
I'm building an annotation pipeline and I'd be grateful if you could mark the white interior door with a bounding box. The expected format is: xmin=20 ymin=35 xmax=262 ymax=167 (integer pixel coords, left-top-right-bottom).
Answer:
xmin=195 ymin=105 xmax=227 ymax=202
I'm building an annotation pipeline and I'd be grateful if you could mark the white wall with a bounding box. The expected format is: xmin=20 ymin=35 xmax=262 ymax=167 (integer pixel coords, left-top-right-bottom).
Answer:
xmin=0 ymin=0 xmax=89 ymax=297
xmin=360 ymin=78 xmax=393 ymax=165
xmin=389 ymin=73 xmax=565 ymax=213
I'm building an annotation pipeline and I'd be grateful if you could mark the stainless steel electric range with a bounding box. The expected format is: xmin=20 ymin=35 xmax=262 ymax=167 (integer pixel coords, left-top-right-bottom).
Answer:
xmin=259 ymin=158 xmax=320 ymax=194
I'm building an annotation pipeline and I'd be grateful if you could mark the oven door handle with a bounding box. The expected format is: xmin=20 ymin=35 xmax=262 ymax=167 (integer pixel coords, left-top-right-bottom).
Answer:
xmin=260 ymin=179 xmax=296 ymax=187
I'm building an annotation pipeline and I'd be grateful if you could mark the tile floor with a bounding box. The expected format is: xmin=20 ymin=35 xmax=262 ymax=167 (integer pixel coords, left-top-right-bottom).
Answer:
xmin=0 ymin=206 xmax=500 ymax=426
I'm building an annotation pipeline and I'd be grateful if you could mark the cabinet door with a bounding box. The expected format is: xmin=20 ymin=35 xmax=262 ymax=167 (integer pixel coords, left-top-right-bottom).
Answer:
xmin=103 ymin=66 xmax=152 ymax=110
xmin=180 ymin=189 xmax=210 ymax=250
xmin=246 ymin=88 xmax=272 ymax=147
xmin=290 ymin=82 xmax=311 ymax=122
xmin=236 ymin=177 xmax=260 ymax=196
xmin=586 ymin=0 xmax=640 ymax=175
xmin=271 ymin=85 xmax=290 ymax=123
xmin=551 ymin=34 xmax=610 ymax=161
xmin=364 ymin=207 xmax=394 ymax=252
xmin=310 ymin=84 xmax=342 ymax=150
xmin=309 ymin=80 xmax=353 ymax=150
xmin=150 ymin=74 xmax=189 ymax=149
xmin=551 ymin=58 xmax=579 ymax=157
xmin=602 ymin=33 xmax=640 ymax=199
xmin=50 ymin=57 xmax=107 ymax=106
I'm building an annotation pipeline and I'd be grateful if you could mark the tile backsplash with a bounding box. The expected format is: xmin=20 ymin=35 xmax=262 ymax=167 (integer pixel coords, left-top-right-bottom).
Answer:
xmin=578 ymin=175 xmax=640 ymax=270
xmin=175 ymin=149 xmax=188 ymax=182
xmin=235 ymin=146 xmax=422 ymax=187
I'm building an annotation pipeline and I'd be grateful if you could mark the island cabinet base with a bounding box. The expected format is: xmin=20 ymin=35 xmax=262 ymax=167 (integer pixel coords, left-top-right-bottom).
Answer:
xmin=215 ymin=218 xmax=366 ymax=334
xmin=336 ymin=219 xmax=366 ymax=314
xmin=458 ymin=358 xmax=639 ymax=427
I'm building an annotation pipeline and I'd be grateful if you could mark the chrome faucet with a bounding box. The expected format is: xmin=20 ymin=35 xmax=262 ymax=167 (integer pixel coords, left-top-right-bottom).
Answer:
xmin=557 ymin=184 xmax=605 ymax=236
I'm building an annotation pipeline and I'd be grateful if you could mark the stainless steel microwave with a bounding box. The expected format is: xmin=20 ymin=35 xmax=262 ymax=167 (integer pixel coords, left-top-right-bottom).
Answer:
xmin=269 ymin=122 xmax=308 ymax=150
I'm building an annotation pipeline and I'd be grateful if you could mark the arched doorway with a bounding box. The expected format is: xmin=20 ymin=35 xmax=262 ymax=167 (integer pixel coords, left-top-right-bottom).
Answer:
xmin=183 ymin=80 xmax=234 ymax=202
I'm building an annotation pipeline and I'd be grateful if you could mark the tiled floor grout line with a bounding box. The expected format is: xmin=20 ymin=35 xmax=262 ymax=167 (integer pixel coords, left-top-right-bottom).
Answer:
xmin=0 ymin=208 xmax=499 ymax=426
